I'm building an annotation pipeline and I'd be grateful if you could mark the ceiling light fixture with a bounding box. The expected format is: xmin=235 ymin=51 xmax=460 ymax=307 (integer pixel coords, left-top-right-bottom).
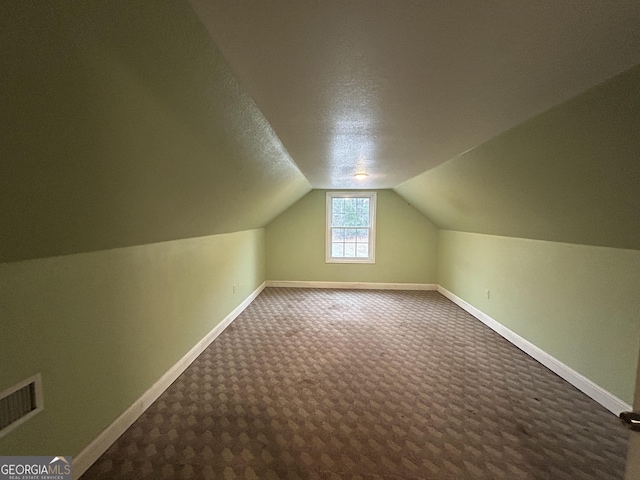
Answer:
xmin=354 ymin=172 xmax=368 ymax=180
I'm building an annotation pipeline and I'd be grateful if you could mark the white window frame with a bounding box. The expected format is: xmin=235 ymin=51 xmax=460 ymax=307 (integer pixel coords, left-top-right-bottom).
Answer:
xmin=326 ymin=191 xmax=377 ymax=264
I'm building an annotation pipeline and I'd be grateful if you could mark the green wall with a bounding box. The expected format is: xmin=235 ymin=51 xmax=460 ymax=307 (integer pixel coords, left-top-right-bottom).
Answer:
xmin=395 ymin=64 xmax=640 ymax=251
xmin=437 ymin=230 xmax=640 ymax=404
xmin=635 ymin=355 xmax=640 ymax=410
xmin=393 ymin=65 xmax=640 ymax=406
xmin=1 ymin=1 xmax=309 ymax=263
xmin=0 ymin=229 xmax=265 ymax=456
xmin=266 ymin=190 xmax=438 ymax=284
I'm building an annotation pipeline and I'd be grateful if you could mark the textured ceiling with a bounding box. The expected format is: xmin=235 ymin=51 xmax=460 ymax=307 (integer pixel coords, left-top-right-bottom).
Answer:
xmin=189 ymin=0 xmax=640 ymax=189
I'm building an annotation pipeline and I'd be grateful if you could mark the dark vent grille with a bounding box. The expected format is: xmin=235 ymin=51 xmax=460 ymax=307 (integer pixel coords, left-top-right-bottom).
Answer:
xmin=0 ymin=380 xmax=38 ymax=432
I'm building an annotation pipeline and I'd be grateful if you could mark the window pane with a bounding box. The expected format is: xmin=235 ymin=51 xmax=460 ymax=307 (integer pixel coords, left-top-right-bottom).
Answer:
xmin=356 ymin=244 xmax=369 ymax=257
xmin=357 ymin=198 xmax=370 ymax=226
xmin=332 ymin=214 xmax=344 ymax=227
xmin=332 ymin=228 xmax=345 ymax=242
xmin=344 ymin=243 xmax=356 ymax=257
xmin=356 ymin=229 xmax=368 ymax=242
xmin=332 ymin=198 xmax=344 ymax=214
xmin=332 ymin=243 xmax=344 ymax=257
xmin=343 ymin=198 xmax=358 ymax=226
xmin=345 ymin=229 xmax=356 ymax=241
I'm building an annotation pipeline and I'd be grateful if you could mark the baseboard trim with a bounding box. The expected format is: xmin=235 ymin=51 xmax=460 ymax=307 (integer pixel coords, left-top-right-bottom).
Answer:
xmin=437 ymin=285 xmax=632 ymax=416
xmin=72 ymin=282 xmax=266 ymax=479
xmin=265 ymin=280 xmax=437 ymax=291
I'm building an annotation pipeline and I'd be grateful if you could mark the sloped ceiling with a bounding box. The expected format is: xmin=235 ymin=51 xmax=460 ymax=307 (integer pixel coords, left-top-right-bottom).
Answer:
xmin=189 ymin=0 xmax=640 ymax=189
xmin=395 ymin=65 xmax=640 ymax=250
xmin=3 ymin=1 xmax=640 ymax=263
xmin=0 ymin=1 xmax=310 ymax=263
xmin=189 ymin=0 xmax=640 ymax=250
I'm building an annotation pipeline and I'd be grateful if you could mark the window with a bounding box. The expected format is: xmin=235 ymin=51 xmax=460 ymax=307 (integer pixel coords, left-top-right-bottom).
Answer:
xmin=326 ymin=192 xmax=377 ymax=263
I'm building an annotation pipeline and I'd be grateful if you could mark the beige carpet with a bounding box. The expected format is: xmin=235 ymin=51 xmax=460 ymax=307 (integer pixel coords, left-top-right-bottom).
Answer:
xmin=80 ymin=288 xmax=630 ymax=479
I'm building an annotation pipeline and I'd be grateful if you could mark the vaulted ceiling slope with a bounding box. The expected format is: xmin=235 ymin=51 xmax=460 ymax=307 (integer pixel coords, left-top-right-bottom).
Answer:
xmin=0 ymin=1 xmax=310 ymax=263
xmin=189 ymin=0 xmax=640 ymax=189
xmin=395 ymin=65 xmax=640 ymax=251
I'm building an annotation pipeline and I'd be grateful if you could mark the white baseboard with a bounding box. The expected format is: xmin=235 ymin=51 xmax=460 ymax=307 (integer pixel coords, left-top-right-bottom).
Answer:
xmin=72 ymin=282 xmax=265 ymax=479
xmin=265 ymin=280 xmax=437 ymax=291
xmin=437 ymin=285 xmax=632 ymax=416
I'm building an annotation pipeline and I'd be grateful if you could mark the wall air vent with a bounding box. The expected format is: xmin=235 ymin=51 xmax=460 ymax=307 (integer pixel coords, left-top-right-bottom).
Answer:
xmin=0 ymin=373 xmax=43 ymax=439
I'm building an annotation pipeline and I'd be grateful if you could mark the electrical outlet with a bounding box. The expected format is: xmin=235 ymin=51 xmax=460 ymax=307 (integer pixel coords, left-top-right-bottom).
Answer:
xmin=486 ymin=289 xmax=490 ymax=299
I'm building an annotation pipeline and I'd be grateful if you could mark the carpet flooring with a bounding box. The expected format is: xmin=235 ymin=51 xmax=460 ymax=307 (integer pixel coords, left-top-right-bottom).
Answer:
xmin=80 ymin=288 xmax=630 ymax=479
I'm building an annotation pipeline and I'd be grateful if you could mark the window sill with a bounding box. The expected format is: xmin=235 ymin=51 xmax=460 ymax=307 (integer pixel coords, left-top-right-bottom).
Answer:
xmin=325 ymin=258 xmax=376 ymax=264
